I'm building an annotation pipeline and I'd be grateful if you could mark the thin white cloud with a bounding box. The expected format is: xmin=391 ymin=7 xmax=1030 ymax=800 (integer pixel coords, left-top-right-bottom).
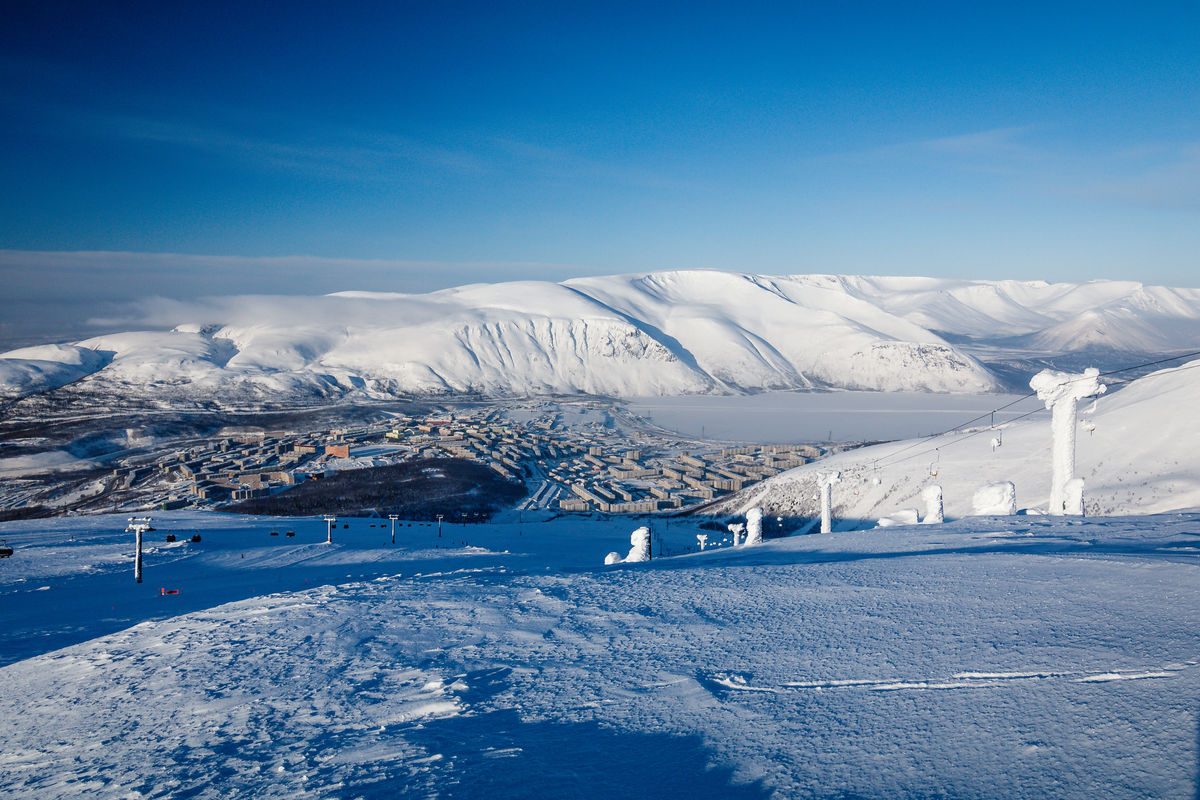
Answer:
xmin=53 ymin=109 xmax=491 ymax=182
xmin=1086 ymin=142 xmax=1200 ymax=209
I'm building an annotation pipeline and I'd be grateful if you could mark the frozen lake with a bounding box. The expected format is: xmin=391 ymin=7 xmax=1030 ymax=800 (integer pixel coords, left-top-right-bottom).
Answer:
xmin=623 ymin=391 xmax=1045 ymax=443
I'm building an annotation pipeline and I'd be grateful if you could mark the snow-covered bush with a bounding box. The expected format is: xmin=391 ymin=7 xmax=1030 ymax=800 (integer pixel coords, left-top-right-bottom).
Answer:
xmin=604 ymin=527 xmax=652 ymax=564
xmin=877 ymin=509 xmax=920 ymax=527
xmin=625 ymin=527 xmax=651 ymax=562
xmin=972 ymin=482 xmax=1016 ymax=516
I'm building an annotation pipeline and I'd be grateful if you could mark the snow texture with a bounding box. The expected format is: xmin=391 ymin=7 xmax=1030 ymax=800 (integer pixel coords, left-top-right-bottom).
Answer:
xmin=3 ymin=509 xmax=1200 ymax=798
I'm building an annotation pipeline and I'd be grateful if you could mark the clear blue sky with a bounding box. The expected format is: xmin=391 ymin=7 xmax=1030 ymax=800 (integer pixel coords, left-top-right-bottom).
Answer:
xmin=1 ymin=1 xmax=1198 ymax=343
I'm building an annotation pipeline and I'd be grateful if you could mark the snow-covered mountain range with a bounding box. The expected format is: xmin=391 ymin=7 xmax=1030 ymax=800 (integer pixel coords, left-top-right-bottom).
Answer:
xmin=3 ymin=271 xmax=1199 ymax=402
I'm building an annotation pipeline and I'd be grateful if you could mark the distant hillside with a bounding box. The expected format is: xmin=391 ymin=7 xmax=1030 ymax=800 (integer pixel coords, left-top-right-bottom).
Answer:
xmin=3 ymin=271 xmax=1198 ymax=403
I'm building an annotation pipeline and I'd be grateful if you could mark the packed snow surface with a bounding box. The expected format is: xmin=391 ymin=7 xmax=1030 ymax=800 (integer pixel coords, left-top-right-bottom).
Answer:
xmin=2 ymin=508 xmax=1199 ymax=798
xmin=5 ymin=271 xmax=1198 ymax=401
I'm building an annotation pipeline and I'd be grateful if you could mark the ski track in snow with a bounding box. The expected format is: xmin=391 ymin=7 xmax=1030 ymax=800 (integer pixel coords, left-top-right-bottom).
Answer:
xmin=2 ymin=511 xmax=1200 ymax=798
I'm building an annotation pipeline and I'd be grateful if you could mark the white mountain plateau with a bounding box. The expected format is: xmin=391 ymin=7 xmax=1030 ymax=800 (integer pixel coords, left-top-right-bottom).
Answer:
xmin=3 ymin=271 xmax=1199 ymax=403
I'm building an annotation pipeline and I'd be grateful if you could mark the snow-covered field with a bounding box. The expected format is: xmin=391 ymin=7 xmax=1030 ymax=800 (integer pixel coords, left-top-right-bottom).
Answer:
xmin=2 ymin=509 xmax=1198 ymax=798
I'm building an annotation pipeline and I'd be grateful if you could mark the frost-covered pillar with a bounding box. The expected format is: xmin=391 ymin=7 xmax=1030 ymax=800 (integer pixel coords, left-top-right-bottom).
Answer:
xmin=626 ymin=527 xmax=651 ymax=562
xmin=126 ymin=517 xmax=152 ymax=584
xmin=921 ymin=485 xmax=943 ymax=524
xmin=1065 ymin=477 xmax=1085 ymax=517
xmin=744 ymin=508 xmax=763 ymax=546
xmin=1030 ymin=368 xmax=1105 ymax=515
xmin=819 ymin=472 xmax=840 ymax=533
xmin=727 ymin=522 xmax=744 ymax=546
xmin=134 ymin=527 xmax=143 ymax=583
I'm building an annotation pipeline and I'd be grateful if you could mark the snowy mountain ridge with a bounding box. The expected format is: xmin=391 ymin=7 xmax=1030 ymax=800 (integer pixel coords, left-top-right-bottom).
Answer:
xmin=3 ymin=270 xmax=1199 ymax=402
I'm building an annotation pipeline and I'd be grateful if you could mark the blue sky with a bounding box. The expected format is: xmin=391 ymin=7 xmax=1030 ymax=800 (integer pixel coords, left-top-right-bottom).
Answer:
xmin=2 ymin=2 xmax=1199 ymax=342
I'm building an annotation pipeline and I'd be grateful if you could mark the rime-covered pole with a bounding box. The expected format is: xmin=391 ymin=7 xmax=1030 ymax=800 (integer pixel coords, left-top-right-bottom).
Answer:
xmin=921 ymin=485 xmax=943 ymax=524
xmin=744 ymin=508 xmax=764 ymax=545
xmin=1030 ymin=368 xmax=1105 ymax=515
xmin=819 ymin=472 xmax=840 ymax=533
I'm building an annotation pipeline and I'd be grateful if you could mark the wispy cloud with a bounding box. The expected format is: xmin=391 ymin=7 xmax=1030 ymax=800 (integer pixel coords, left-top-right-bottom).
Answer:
xmin=803 ymin=124 xmax=1200 ymax=210
xmin=50 ymin=108 xmax=491 ymax=182
xmin=490 ymin=137 xmax=699 ymax=191
xmin=1086 ymin=142 xmax=1200 ymax=209
xmin=24 ymin=101 xmax=683 ymax=191
xmin=807 ymin=124 xmax=1047 ymax=174
xmin=916 ymin=125 xmax=1040 ymax=159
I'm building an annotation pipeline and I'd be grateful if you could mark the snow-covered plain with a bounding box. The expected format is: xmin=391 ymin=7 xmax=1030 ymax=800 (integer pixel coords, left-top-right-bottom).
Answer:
xmin=4 ymin=271 xmax=1199 ymax=402
xmin=2 ymin=508 xmax=1199 ymax=798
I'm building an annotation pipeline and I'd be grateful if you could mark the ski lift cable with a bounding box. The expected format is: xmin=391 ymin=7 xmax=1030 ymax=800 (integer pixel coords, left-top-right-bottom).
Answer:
xmin=870 ymin=391 xmax=1039 ymax=467
xmin=879 ymin=405 xmax=1051 ymax=471
xmin=871 ymin=350 xmax=1200 ymax=469
xmin=876 ymin=360 xmax=1200 ymax=471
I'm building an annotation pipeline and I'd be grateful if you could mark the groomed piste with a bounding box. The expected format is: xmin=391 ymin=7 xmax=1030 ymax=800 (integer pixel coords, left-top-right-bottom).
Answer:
xmin=1 ymin=508 xmax=1198 ymax=798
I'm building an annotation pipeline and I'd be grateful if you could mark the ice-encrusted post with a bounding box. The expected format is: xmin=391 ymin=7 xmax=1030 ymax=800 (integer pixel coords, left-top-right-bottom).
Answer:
xmin=921 ymin=485 xmax=943 ymax=524
xmin=126 ymin=517 xmax=153 ymax=584
xmin=626 ymin=527 xmax=651 ymax=562
xmin=819 ymin=472 xmax=840 ymax=533
xmin=744 ymin=508 xmax=764 ymax=546
xmin=324 ymin=515 xmax=337 ymax=544
xmin=1030 ymin=368 xmax=1105 ymax=515
xmin=727 ymin=522 xmax=745 ymax=546
xmin=1065 ymin=477 xmax=1086 ymax=517
xmin=389 ymin=514 xmax=398 ymax=544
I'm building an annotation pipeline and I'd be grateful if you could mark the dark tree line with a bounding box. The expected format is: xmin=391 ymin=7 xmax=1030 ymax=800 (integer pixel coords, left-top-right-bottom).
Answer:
xmin=223 ymin=458 xmax=525 ymax=519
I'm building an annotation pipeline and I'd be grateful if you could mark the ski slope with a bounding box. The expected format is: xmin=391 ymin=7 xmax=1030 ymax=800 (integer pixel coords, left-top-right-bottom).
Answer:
xmin=712 ymin=358 xmax=1200 ymax=522
xmin=1 ymin=509 xmax=1199 ymax=798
